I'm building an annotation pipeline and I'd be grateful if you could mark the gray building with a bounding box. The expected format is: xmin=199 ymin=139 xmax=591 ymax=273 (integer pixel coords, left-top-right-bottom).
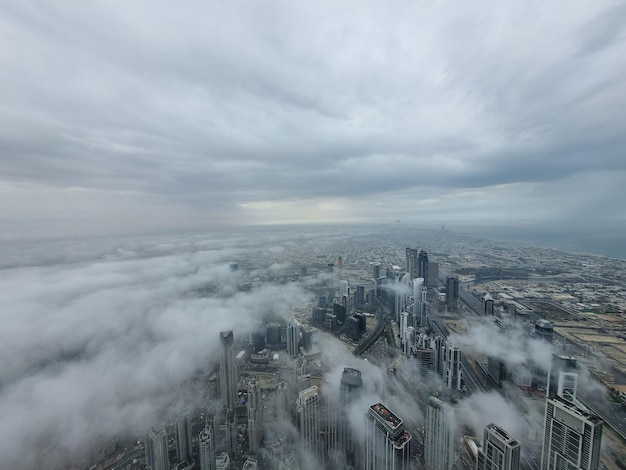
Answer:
xmin=199 ymin=421 xmax=216 ymax=470
xmin=477 ymin=423 xmax=520 ymax=470
xmin=364 ymin=403 xmax=411 ymax=470
xmin=424 ymin=396 xmax=455 ymax=470
xmin=540 ymin=395 xmax=603 ymax=470
xmin=220 ymin=330 xmax=238 ymax=410
xmin=145 ymin=425 xmax=169 ymax=470
xmin=297 ymin=385 xmax=321 ymax=460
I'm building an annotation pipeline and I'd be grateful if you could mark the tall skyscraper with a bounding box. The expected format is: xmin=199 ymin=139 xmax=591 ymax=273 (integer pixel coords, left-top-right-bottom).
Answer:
xmin=286 ymin=319 xmax=300 ymax=357
xmin=484 ymin=294 xmax=495 ymax=316
xmin=541 ymin=395 xmax=603 ymax=470
xmin=297 ymin=385 xmax=321 ymax=460
xmin=364 ymin=403 xmax=411 ymax=470
xmin=477 ymin=424 xmax=521 ymax=470
xmin=339 ymin=368 xmax=363 ymax=467
xmin=247 ymin=377 xmax=261 ymax=453
xmin=427 ymin=262 xmax=439 ymax=287
xmin=443 ymin=342 xmax=463 ymax=391
xmin=406 ymin=248 xmax=417 ymax=278
xmin=424 ymin=396 xmax=455 ymax=470
xmin=199 ymin=422 xmax=216 ymax=470
xmin=446 ymin=276 xmax=459 ymax=312
xmin=220 ymin=330 xmax=238 ymax=410
xmin=176 ymin=412 xmax=193 ymax=463
xmin=225 ymin=408 xmax=237 ymax=455
xmin=145 ymin=425 xmax=169 ymax=470
xmin=418 ymin=249 xmax=429 ymax=285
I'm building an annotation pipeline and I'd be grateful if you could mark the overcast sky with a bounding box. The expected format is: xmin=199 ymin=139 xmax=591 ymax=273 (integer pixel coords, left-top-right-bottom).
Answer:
xmin=1 ymin=1 xmax=625 ymax=237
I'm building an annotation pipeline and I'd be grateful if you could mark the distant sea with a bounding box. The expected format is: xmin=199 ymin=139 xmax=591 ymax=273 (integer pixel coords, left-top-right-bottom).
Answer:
xmin=456 ymin=223 xmax=626 ymax=261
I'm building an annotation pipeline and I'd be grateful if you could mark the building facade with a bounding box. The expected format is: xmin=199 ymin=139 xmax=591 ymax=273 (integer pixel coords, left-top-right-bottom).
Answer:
xmin=424 ymin=396 xmax=455 ymax=470
xmin=477 ymin=424 xmax=520 ymax=470
xmin=364 ymin=403 xmax=411 ymax=470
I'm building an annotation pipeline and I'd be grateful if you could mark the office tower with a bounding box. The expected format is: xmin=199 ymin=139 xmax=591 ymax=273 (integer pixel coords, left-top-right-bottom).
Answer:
xmin=337 ymin=256 xmax=343 ymax=270
xmin=488 ymin=357 xmax=507 ymax=388
xmin=145 ymin=425 xmax=169 ymax=470
xmin=287 ymin=319 xmax=300 ymax=357
xmin=418 ymin=249 xmax=429 ymax=285
xmin=477 ymin=424 xmax=521 ymax=470
xmin=415 ymin=348 xmax=435 ymax=378
xmin=406 ymin=248 xmax=417 ymax=278
xmin=220 ymin=331 xmax=238 ymax=410
xmin=419 ymin=288 xmax=428 ymax=327
xmin=215 ymin=452 xmax=231 ymax=470
xmin=425 ymin=396 xmax=455 ymax=470
xmin=176 ymin=412 xmax=193 ymax=463
xmin=356 ymin=285 xmax=365 ymax=306
xmin=247 ymin=377 xmax=260 ymax=453
xmin=483 ymin=294 xmax=494 ymax=316
xmin=365 ymin=403 xmax=411 ymax=470
xmin=428 ymin=262 xmax=439 ymax=286
xmin=400 ymin=311 xmax=409 ymax=347
xmin=443 ymin=342 xmax=463 ymax=391
xmin=339 ymin=368 xmax=363 ymax=467
xmin=225 ymin=408 xmax=237 ymax=455
xmin=446 ymin=276 xmax=459 ymax=312
xmin=373 ymin=264 xmax=381 ymax=279
xmin=413 ymin=277 xmax=424 ymax=321
xmin=541 ymin=395 xmax=603 ymax=470
xmin=535 ymin=320 xmax=554 ymax=343
xmin=297 ymin=385 xmax=321 ymax=459
xmin=199 ymin=423 xmax=216 ymax=470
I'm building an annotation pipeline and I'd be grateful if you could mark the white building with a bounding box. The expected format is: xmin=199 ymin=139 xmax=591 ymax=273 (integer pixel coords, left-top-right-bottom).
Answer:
xmin=364 ymin=403 xmax=411 ymax=470
xmin=424 ymin=396 xmax=455 ymax=470
xmin=477 ymin=424 xmax=520 ymax=470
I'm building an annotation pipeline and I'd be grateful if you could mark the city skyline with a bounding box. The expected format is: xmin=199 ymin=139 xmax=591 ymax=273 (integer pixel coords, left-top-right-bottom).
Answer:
xmin=1 ymin=2 xmax=625 ymax=239
xmin=0 ymin=224 xmax=624 ymax=469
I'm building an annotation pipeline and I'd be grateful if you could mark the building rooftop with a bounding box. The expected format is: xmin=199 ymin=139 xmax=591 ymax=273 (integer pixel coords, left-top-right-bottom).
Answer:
xmin=369 ymin=403 xmax=402 ymax=429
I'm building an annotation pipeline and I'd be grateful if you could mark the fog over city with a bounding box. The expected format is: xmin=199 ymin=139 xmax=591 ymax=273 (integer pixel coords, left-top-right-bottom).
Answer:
xmin=1 ymin=1 xmax=625 ymax=242
xmin=1 ymin=226 xmax=616 ymax=469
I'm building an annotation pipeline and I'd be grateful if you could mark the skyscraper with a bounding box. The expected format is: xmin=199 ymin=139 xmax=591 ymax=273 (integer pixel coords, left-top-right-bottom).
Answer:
xmin=176 ymin=412 xmax=193 ymax=463
xmin=220 ymin=330 xmax=238 ymax=410
xmin=225 ymin=408 xmax=237 ymax=455
xmin=364 ymin=403 xmax=411 ymax=470
xmin=446 ymin=276 xmax=459 ymax=312
xmin=297 ymin=385 xmax=321 ymax=460
xmin=443 ymin=341 xmax=463 ymax=391
xmin=145 ymin=425 xmax=169 ymax=470
xmin=477 ymin=424 xmax=521 ymax=470
xmin=199 ymin=422 xmax=216 ymax=470
xmin=418 ymin=249 xmax=429 ymax=285
xmin=286 ymin=319 xmax=300 ymax=357
xmin=541 ymin=395 xmax=603 ymax=470
xmin=424 ymin=396 xmax=455 ymax=470
xmin=339 ymin=368 xmax=364 ymax=467
xmin=247 ymin=377 xmax=260 ymax=453
xmin=406 ymin=248 xmax=417 ymax=278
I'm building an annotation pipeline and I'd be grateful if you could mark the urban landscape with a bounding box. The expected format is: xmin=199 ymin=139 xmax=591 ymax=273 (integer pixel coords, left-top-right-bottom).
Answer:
xmin=55 ymin=226 xmax=626 ymax=470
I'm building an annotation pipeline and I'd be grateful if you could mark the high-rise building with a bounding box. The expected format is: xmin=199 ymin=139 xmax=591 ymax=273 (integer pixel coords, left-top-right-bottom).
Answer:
xmin=247 ymin=377 xmax=260 ymax=453
xmin=418 ymin=250 xmax=429 ymax=285
xmin=443 ymin=342 xmax=463 ymax=391
xmin=225 ymin=408 xmax=237 ymax=455
xmin=297 ymin=385 xmax=321 ymax=460
xmin=428 ymin=262 xmax=439 ymax=287
xmin=425 ymin=396 xmax=455 ymax=470
xmin=176 ymin=412 xmax=193 ymax=463
xmin=145 ymin=425 xmax=169 ymax=470
xmin=406 ymin=248 xmax=418 ymax=278
xmin=477 ymin=424 xmax=521 ymax=470
xmin=242 ymin=457 xmax=258 ymax=470
xmin=287 ymin=319 xmax=301 ymax=357
xmin=364 ymin=403 xmax=411 ymax=470
xmin=339 ymin=368 xmax=363 ymax=467
xmin=220 ymin=330 xmax=238 ymax=410
xmin=540 ymin=395 xmax=603 ymax=470
xmin=483 ymin=294 xmax=494 ymax=316
xmin=199 ymin=422 xmax=216 ymax=470
xmin=446 ymin=276 xmax=459 ymax=312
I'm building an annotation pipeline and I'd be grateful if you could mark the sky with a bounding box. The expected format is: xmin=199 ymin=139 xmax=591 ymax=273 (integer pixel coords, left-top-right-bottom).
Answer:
xmin=1 ymin=0 xmax=626 ymax=238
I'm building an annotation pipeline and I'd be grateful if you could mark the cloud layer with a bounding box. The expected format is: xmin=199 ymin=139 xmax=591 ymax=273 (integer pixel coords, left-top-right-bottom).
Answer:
xmin=1 ymin=1 xmax=625 ymax=236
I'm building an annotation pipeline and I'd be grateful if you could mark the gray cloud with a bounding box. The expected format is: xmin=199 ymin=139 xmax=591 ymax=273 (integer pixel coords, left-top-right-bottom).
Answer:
xmin=0 ymin=1 xmax=624 ymax=235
